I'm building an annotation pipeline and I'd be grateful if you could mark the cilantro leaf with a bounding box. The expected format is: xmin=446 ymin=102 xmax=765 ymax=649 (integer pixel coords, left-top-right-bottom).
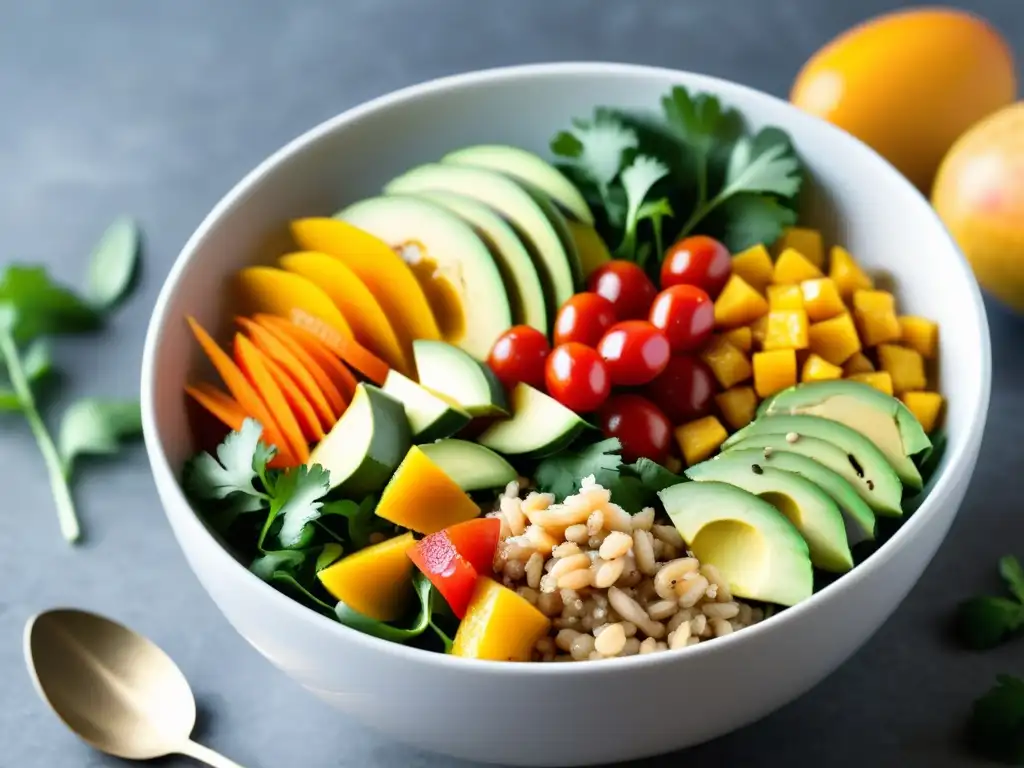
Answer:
xmin=335 ymin=571 xmax=434 ymax=642
xmin=0 ymin=265 xmax=102 ymax=342
xmin=1003 ymin=556 xmax=1024 ymax=604
xmin=251 ymin=549 xmax=306 ymax=580
xmin=315 ymin=542 xmax=344 ymax=572
xmin=534 ymin=438 xmax=624 ymax=501
xmin=58 ymin=398 xmax=142 ymax=473
xmin=968 ymin=674 xmax=1024 ymax=765
xmin=636 ymin=198 xmax=674 ymax=265
xmin=710 ymin=193 xmax=798 ymax=253
xmin=604 ymin=457 xmax=686 ymax=512
xmin=182 ymin=418 xmax=272 ymax=510
xmin=251 ymin=549 xmax=337 ymax=618
xmin=624 ymin=457 xmax=685 ymax=493
xmin=615 ymin=155 xmax=671 ymax=262
xmin=957 ymin=597 xmax=1024 ymax=650
xmin=551 ymin=110 xmax=637 ymax=219
xmin=85 ymin=216 xmax=141 ymax=311
xmin=272 ymin=464 xmax=331 ymax=549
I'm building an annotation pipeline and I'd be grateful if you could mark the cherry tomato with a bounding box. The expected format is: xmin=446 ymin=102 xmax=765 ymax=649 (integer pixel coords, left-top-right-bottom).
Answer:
xmin=553 ymin=292 xmax=617 ymax=347
xmin=598 ymin=394 xmax=673 ymax=464
xmin=595 ymin=321 xmax=671 ymax=387
xmin=643 ymin=355 xmax=717 ymax=424
xmin=586 ymin=260 xmax=658 ymax=320
xmin=545 ymin=342 xmax=611 ymax=413
xmin=487 ymin=325 xmax=550 ymax=390
xmin=649 ymin=284 xmax=715 ymax=353
xmin=661 ymin=235 xmax=732 ymax=297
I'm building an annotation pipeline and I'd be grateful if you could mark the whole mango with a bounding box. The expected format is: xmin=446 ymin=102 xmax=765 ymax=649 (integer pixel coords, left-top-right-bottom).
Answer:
xmin=933 ymin=103 xmax=1024 ymax=313
xmin=790 ymin=8 xmax=1016 ymax=192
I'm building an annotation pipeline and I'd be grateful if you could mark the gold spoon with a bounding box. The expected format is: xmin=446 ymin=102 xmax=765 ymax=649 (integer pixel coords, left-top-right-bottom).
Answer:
xmin=24 ymin=607 xmax=246 ymax=767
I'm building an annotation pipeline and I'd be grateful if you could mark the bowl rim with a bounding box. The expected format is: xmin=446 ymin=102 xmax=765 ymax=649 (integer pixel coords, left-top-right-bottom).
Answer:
xmin=141 ymin=60 xmax=992 ymax=675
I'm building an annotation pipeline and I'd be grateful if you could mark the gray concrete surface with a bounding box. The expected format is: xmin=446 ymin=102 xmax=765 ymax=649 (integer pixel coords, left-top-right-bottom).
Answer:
xmin=1 ymin=1 xmax=1023 ymax=766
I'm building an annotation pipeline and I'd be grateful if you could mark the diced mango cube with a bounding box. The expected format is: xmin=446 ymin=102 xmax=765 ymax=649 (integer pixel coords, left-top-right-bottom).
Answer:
xmin=848 ymin=371 xmax=894 ymax=396
xmin=829 ymin=246 xmax=873 ymax=300
xmin=800 ymin=278 xmax=846 ymax=322
xmin=775 ymin=227 xmax=824 ymax=268
xmin=715 ymin=386 xmax=759 ymax=431
xmin=801 ymin=353 xmax=843 ymax=382
xmin=808 ymin=312 xmax=861 ymax=365
xmin=853 ymin=290 xmax=901 ymax=346
xmin=749 ymin=315 xmax=769 ymax=349
xmin=842 ymin=351 xmax=876 ymax=375
xmin=451 ymin=578 xmax=551 ymax=661
xmin=731 ymin=244 xmax=774 ymax=293
xmin=675 ymin=415 xmax=729 ymax=466
xmin=714 ymin=274 xmax=769 ymax=328
xmin=773 ymin=248 xmax=823 ymax=285
xmin=900 ymin=391 xmax=944 ymax=433
xmin=898 ymin=316 xmax=939 ymax=359
xmin=767 ymin=284 xmax=804 ymax=311
xmin=753 ymin=349 xmax=797 ymax=398
xmin=763 ymin=309 xmax=809 ymax=351
xmin=721 ymin=326 xmax=753 ymax=353
xmin=700 ymin=337 xmax=753 ymax=389
xmin=877 ymin=343 xmax=926 ymax=394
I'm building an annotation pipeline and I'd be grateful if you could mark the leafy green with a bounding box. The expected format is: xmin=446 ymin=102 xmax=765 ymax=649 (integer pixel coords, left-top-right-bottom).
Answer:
xmin=182 ymin=418 xmax=273 ymax=513
xmin=58 ymin=398 xmax=142 ymax=474
xmin=315 ymin=542 xmax=344 ymax=572
xmin=0 ymin=265 xmax=102 ymax=343
xmin=335 ymin=571 xmax=434 ymax=643
xmin=85 ymin=217 xmax=141 ymax=311
xmin=266 ymin=464 xmax=331 ymax=549
xmin=968 ymin=674 xmax=1024 ymax=765
xmin=615 ymin=155 xmax=670 ymax=263
xmin=1002 ymin=556 xmax=1024 ymax=604
xmin=624 ymin=457 xmax=686 ymax=494
xmin=956 ymin=555 xmax=1024 ymax=649
xmin=250 ymin=549 xmax=336 ymax=618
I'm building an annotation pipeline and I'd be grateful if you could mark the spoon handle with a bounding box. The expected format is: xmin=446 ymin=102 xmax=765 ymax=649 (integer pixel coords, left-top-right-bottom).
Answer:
xmin=179 ymin=739 xmax=247 ymax=768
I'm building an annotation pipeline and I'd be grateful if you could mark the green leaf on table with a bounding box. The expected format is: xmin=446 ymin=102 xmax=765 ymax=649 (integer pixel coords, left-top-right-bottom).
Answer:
xmin=268 ymin=464 xmax=331 ymax=549
xmin=182 ymin=417 xmax=272 ymax=511
xmin=968 ymin=674 xmax=1024 ymax=765
xmin=58 ymin=397 xmax=142 ymax=472
xmin=0 ymin=265 xmax=101 ymax=342
xmin=614 ymin=155 xmax=671 ymax=262
xmin=85 ymin=217 xmax=141 ymax=311
xmin=534 ymin=437 xmax=624 ymax=501
xmin=957 ymin=597 xmax=1024 ymax=650
xmin=335 ymin=571 xmax=433 ymax=643
xmin=1001 ymin=556 xmax=1024 ymax=604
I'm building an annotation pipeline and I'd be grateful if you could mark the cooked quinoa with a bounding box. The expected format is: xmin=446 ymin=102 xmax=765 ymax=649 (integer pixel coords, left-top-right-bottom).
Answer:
xmin=488 ymin=475 xmax=764 ymax=662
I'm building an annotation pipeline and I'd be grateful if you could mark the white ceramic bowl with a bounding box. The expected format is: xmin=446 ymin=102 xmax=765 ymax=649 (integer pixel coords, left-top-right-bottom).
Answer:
xmin=141 ymin=63 xmax=991 ymax=767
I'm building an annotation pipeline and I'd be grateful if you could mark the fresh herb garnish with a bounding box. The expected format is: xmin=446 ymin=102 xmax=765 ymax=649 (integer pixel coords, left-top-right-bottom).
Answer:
xmin=84 ymin=217 xmax=141 ymax=311
xmin=968 ymin=674 xmax=1024 ymax=765
xmin=335 ymin=571 xmax=435 ymax=643
xmin=182 ymin=417 xmax=272 ymax=514
xmin=956 ymin=555 xmax=1024 ymax=650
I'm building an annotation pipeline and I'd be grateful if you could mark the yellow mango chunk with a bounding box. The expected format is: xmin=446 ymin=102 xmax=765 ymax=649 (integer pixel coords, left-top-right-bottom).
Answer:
xmin=800 ymin=278 xmax=846 ymax=322
xmin=877 ymin=343 xmax=927 ymax=394
xmin=898 ymin=316 xmax=939 ymax=359
xmin=749 ymin=314 xmax=769 ymax=350
xmin=775 ymin=227 xmax=824 ymax=268
xmin=731 ymin=244 xmax=774 ymax=293
xmin=675 ymin=416 xmax=729 ymax=466
xmin=452 ymin=578 xmax=551 ymax=661
xmin=808 ymin=312 xmax=862 ymax=365
xmin=802 ymin=353 xmax=843 ymax=382
xmin=848 ymin=371 xmax=894 ymax=396
xmin=842 ymin=351 xmax=876 ymax=376
xmin=773 ymin=248 xmax=823 ymax=285
xmin=714 ymin=274 xmax=769 ymax=329
xmin=753 ymin=349 xmax=797 ymax=398
xmin=715 ymin=386 xmax=759 ymax=431
xmin=375 ymin=447 xmax=481 ymax=534
xmin=721 ymin=326 xmax=753 ymax=354
xmin=853 ymin=290 xmax=902 ymax=347
xmin=767 ymin=284 xmax=804 ymax=311
xmin=700 ymin=337 xmax=753 ymax=389
xmin=763 ymin=309 xmax=810 ymax=351
xmin=317 ymin=532 xmax=415 ymax=622
xmin=901 ymin=391 xmax=944 ymax=433
xmin=829 ymin=246 xmax=873 ymax=300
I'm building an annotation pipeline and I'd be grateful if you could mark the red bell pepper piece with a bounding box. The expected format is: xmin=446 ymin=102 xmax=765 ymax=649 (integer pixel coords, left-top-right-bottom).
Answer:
xmin=444 ymin=517 xmax=502 ymax=573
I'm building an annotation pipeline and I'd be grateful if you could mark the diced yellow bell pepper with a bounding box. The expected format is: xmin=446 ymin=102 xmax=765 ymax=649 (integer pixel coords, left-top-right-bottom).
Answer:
xmin=853 ymin=290 xmax=902 ymax=346
xmin=700 ymin=337 xmax=753 ymax=389
xmin=898 ymin=316 xmax=939 ymax=359
xmin=721 ymin=326 xmax=753 ymax=353
xmin=451 ymin=577 xmax=551 ymax=661
xmin=842 ymin=351 xmax=876 ymax=375
xmin=675 ymin=415 xmax=729 ymax=466
xmin=801 ymin=353 xmax=843 ymax=382
xmin=773 ymin=248 xmax=823 ymax=285
xmin=829 ymin=246 xmax=874 ymax=300
xmin=877 ymin=343 xmax=927 ymax=394
xmin=375 ymin=446 xmax=481 ymax=534
xmin=848 ymin=371 xmax=894 ymax=396
xmin=714 ymin=274 xmax=769 ymax=329
xmin=763 ymin=309 xmax=810 ymax=350
xmin=775 ymin=227 xmax=824 ymax=269
xmin=800 ymin=278 xmax=846 ymax=322
xmin=767 ymin=284 xmax=804 ymax=311
xmin=317 ymin=532 xmax=415 ymax=622
xmin=753 ymin=349 xmax=797 ymax=398
xmin=749 ymin=315 xmax=769 ymax=349
xmin=731 ymin=243 xmax=774 ymax=293
xmin=715 ymin=386 xmax=759 ymax=431
xmin=808 ymin=312 xmax=861 ymax=365
xmin=900 ymin=391 xmax=944 ymax=433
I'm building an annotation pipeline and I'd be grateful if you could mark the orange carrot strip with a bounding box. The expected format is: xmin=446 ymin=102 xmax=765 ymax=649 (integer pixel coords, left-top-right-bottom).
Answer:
xmin=269 ymin=312 xmax=387 ymax=387
xmin=185 ymin=383 xmax=248 ymax=431
xmin=262 ymin=354 xmax=325 ymax=442
xmin=254 ymin=314 xmax=359 ymax=400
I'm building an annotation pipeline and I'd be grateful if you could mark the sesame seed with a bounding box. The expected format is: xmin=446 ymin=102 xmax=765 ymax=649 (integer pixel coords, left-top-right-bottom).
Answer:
xmin=785 ymin=432 xmax=800 ymax=443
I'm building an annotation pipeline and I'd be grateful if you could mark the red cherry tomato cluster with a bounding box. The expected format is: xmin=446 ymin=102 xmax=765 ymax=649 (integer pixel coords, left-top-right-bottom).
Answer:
xmin=485 ymin=236 xmax=735 ymax=465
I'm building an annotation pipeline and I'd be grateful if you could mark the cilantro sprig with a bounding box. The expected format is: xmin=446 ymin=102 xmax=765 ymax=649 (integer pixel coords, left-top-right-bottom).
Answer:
xmin=956 ymin=555 xmax=1024 ymax=650
xmin=969 ymin=675 xmax=1024 ymax=765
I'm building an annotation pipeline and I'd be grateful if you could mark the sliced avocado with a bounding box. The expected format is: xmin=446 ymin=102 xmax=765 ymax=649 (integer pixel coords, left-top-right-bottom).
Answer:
xmin=412 ymin=340 xmax=507 ymax=417
xmin=335 ymin=195 xmax=512 ymax=360
xmin=383 ymin=163 xmax=580 ymax=313
xmin=717 ymin=448 xmax=876 ymax=546
xmin=686 ymin=458 xmax=853 ymax=572
xmin=442 ymin=144 xmax=594 ymax=225
xmin=757 ymin=380 xmax=930 ymax=491
xmin=658 ymin=481 xmax=814 ymax=606
xmin=411 ymin=189 xmax=548 ymax=332
xmin=309 ymin=384 xmax=411 ymax=496
xmin=566 ymin=219 xmax=611 ymax=279
xmin=381 ymin=368 xmax=471 ymax=443
xmin=722 ymin=417 xmax=903 ymax=517
xmin=419 ymin=439 xmax=517 ymax=491
xmin=477 ymin=382 xmax=590 ymax=458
